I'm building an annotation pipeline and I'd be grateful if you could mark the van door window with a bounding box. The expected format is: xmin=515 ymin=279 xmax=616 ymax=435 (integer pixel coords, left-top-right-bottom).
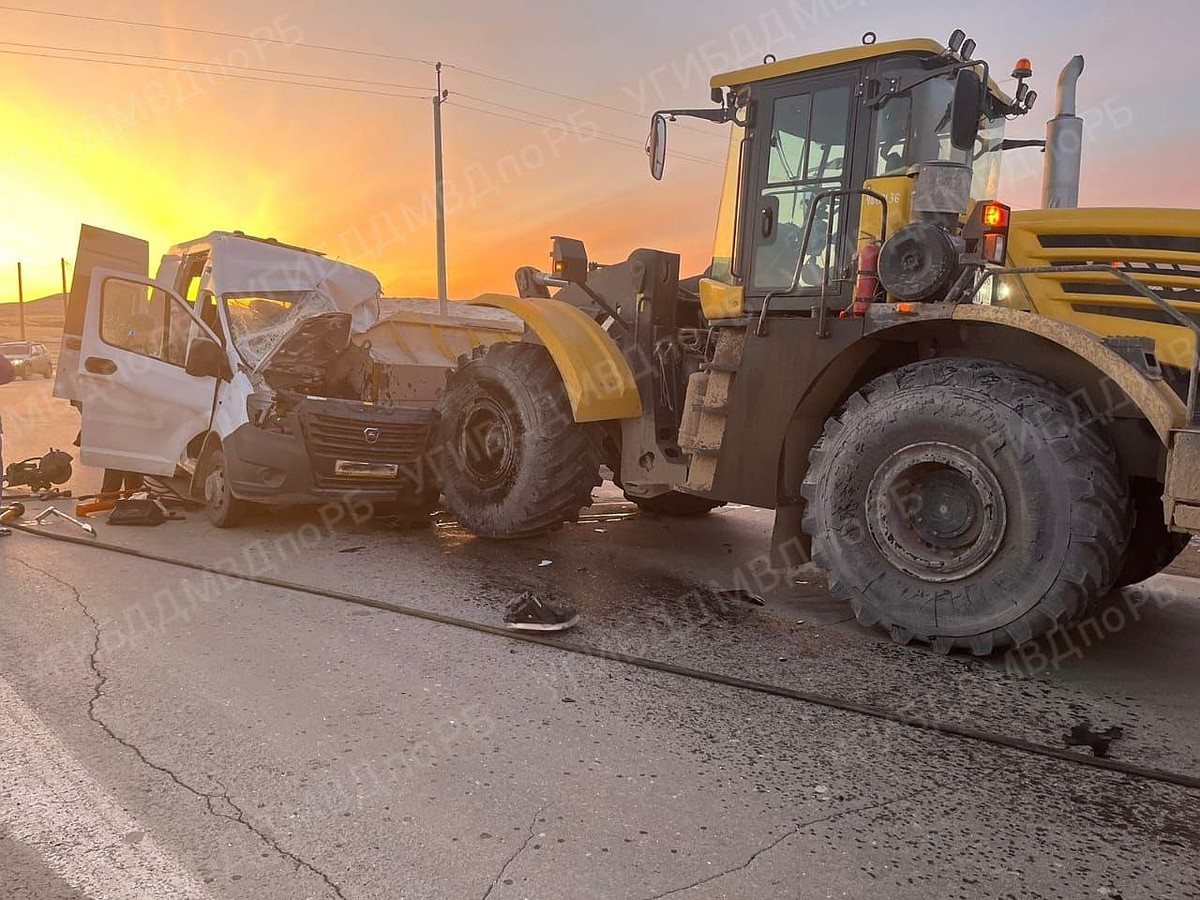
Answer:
xmin=99 ymin=279 xmax=175 ymax=364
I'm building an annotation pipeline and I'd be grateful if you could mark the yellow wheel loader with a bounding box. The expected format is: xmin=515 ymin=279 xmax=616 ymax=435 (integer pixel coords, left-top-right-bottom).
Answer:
xmin=435 ymin=30 xmax=1200 ymax=654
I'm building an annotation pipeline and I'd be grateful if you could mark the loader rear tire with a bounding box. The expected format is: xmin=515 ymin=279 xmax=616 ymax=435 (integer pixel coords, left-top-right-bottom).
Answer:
xmin=801 ymin=358 xmax=1130 ymax=655
xmin=436 ymin=342 xmax=602 ymax=538
xmin=1114 ymin=479 xmax=1191 ymax=587
xmin=627 ymin=491 xmax=725 ymax=517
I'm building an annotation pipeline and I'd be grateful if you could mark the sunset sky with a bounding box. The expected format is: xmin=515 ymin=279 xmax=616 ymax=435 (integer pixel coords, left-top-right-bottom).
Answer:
xmin=2 ymin=0 xmax=1198 ymax=304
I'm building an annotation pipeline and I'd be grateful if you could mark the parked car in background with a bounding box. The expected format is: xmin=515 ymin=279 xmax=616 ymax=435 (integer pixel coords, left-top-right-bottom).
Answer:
xmin=0 ymin=341 xmax=53 ymax=379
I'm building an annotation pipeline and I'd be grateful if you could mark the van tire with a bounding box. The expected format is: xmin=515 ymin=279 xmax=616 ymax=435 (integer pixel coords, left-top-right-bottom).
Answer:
xmin=436 ymin=342 xmax=602 ymax=538
xmin=199 ymin=445 xmax=248 ymax=528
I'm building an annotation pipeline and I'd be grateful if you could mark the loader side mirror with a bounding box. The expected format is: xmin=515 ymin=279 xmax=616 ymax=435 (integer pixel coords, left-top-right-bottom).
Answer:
xmin=648 ymin=113 xmax=668 ymax=180
xmin=951 ymin=68 xmax=984 ymax=152
xmin=185 ymin=336 xmax=231 ymax=381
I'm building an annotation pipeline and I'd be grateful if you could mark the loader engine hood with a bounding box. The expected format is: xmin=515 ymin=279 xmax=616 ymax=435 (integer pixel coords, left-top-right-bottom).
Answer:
xmin=254 ymin=312 xmax=352 ymax=394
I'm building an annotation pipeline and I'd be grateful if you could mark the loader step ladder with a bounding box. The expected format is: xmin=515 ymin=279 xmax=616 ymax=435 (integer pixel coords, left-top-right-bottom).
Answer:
xmin=679 ymin=326 xmax=745 ymax=492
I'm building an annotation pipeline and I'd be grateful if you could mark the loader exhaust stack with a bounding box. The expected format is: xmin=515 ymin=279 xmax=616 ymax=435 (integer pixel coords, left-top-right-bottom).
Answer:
xmin=1042 ymin=55 xmax=1085 ymax=209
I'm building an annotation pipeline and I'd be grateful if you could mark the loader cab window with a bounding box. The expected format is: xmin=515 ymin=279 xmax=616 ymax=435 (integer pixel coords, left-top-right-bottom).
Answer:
xmin=870 ymin=62 xmax=1007 ymax=199
xmin=751 ymin=81 xmax=855 ymax=290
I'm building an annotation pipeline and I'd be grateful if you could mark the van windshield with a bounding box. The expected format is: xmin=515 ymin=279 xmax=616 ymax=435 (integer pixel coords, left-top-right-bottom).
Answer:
xmin=224 ymin=291 xmax=335 ymax=367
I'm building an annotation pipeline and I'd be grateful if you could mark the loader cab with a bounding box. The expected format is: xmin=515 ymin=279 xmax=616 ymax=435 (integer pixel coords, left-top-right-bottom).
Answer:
xmin=700 ymin=37 xmax=1017 ymax=314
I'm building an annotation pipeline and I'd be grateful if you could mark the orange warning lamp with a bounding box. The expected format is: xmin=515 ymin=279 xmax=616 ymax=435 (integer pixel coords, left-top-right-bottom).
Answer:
xmin=1012 ymin=58 xmax=1033 ymax=80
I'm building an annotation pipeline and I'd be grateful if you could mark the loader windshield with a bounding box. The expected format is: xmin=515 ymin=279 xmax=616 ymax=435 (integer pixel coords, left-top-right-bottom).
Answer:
xmin=872 ymin=69 xmax=1006 ymax=199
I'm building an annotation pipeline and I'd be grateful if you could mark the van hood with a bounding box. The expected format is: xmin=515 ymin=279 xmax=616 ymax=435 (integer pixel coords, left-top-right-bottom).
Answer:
xmin=256 ymin=312 xmax=351 ymax=393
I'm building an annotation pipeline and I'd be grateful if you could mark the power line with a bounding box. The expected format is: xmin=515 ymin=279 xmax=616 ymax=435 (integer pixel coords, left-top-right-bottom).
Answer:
xmin=0 ymin=3 xmax=727 ymax=140
xmin=447 ymin=100 xmax=724 ymax=169
xmin=445 ymin=62 xmax=728 ymax=138
xmin=456 ymin=92 xmax=724 ymax=164
xmin=0 ymin=47 xmax=430 ymax=99
xmin=0 ymin=39 xmax=432 ymax=91
xmin=0 ymin=4 xmax=435 ymax=66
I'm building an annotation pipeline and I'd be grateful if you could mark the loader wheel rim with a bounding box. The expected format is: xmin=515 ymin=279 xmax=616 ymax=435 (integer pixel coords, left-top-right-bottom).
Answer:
xmin=866 ymin=442 xmax=1007 ymax=583
xmin=461 ymin=398 xmax=518 ymax=488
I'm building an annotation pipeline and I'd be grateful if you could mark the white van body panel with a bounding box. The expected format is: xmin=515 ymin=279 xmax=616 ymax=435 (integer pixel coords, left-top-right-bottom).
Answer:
xmin=77 ymin=270 xmax=222 ymax=476
xmin=55 ymin=226 xmax=149 ymax=404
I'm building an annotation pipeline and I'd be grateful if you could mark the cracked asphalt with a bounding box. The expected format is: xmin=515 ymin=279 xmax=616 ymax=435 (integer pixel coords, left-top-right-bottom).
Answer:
xmin=2 ymin=376 xmax=1200 ymax=899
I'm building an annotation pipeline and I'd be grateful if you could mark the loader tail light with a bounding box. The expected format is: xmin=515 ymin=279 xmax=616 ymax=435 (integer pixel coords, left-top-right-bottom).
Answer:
xmin=982 ymin=202 xmax=1010 ymax=230
xmin=964 ymin=201 xmax=1012 ymax=265
xmin=982 ymin=233 xmax=1007 ymax=265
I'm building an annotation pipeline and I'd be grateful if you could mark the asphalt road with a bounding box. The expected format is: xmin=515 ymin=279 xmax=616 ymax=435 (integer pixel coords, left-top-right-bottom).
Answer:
xmin=2 ymin=374 xmax=1199 ymax=899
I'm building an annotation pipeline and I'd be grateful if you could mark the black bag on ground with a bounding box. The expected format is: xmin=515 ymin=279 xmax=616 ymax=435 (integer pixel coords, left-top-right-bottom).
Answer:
xmin=107 ymin=499 xmax=166 ymax=526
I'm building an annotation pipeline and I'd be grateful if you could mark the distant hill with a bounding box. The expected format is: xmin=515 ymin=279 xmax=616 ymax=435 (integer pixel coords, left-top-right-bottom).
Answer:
xmin=0 ymin=293 xmax=65 ymax=324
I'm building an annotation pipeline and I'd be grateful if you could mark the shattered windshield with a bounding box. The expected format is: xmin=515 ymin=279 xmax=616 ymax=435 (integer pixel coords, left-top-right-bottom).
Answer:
xmin=224 ymin=291 xmax=337 ymax=368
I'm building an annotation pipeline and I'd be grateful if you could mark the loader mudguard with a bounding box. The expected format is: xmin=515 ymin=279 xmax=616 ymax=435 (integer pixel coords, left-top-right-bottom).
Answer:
xmin=950 ymin=305 xmax=1187 ymax=443
xmin=466 ymin=294 xmax=643 ymax=423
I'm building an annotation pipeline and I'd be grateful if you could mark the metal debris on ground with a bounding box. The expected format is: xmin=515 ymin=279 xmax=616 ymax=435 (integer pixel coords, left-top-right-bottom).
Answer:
xmin=31 ymin=506 xmax=97 ymax=536
xmin=717 ymin=589 xmax=766 ymax=606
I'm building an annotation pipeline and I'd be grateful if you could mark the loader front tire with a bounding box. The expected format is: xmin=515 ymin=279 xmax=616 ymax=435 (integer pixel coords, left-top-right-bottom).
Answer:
xmin=436 ymin=342 xmax=602 ymax=538
xmin=801 ymin=358 xmax=1130 ymax=655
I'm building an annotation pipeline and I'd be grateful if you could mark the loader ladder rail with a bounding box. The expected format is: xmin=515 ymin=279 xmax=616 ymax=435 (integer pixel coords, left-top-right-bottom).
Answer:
xmin=755 ymin=188 xmax=889 ymax=337
xmin=968 ymin=264 xmax=1200 ymax=426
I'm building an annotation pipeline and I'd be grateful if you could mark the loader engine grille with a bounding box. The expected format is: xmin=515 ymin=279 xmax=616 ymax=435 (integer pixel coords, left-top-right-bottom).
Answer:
xmin=1027 ymin=231 xmax=1200 ymax=353
xmin=300 ymin=408 xmax=435 ymax=490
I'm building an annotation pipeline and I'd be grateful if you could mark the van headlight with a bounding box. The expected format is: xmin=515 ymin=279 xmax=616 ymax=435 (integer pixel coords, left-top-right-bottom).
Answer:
xmin=246 ymin=391 xmax=278 ymax=427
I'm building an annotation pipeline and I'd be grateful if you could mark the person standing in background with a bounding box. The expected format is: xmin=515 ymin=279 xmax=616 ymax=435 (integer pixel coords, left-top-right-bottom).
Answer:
xmin=0 ymin=349 xmax=14 ymax=487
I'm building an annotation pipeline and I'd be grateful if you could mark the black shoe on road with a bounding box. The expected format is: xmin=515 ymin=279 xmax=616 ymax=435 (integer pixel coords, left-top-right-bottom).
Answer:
xmin=504 ymin=592 xmax=579 ymax=632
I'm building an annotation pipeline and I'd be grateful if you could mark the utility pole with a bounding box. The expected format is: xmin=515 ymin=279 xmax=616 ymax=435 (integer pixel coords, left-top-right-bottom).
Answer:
xmin=433 ymin=62 xmax=449 ymax=315
xmin=16 ymin=262 xmax=25 ymax=341
xmin=61 ymin=257 xmax=70 ymax=316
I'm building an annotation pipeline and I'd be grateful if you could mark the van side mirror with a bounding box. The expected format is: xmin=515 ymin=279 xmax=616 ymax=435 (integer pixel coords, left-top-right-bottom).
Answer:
xmin=186 ymin=336 xmax=231 ymax=380
xmin=647 ymin=113 xmax=668 ymax=180
xmin=951 ymin=68 xmax=984 ymax=152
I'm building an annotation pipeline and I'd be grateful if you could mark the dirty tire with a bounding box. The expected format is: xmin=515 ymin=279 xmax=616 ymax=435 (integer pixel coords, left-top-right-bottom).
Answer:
xmin=1115 ymin=479 xmax=1191 ymax=587
xmin=627 ymin=491 xmax=725 ymax=517
xmin=199 ymin=445 xmax=247 ymax=528
xmin=801 ymin=358 xmax=1130 ymax=655
xmin=436 ymin=342 xmax=602 ymax=538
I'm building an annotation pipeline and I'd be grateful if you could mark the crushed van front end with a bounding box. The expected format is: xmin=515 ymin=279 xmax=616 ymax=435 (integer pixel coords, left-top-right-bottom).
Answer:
xmin=222 ymin=396 xmax=438 ymax=509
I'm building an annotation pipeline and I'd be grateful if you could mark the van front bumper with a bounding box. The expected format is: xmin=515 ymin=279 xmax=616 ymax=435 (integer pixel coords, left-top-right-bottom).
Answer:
xmin=222 ymin=396 xmax=439 ymax=508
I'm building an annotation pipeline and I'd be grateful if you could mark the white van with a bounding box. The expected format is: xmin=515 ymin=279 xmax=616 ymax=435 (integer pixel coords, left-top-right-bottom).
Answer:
xmin=56 ymin=227 xmax=495 ymax=526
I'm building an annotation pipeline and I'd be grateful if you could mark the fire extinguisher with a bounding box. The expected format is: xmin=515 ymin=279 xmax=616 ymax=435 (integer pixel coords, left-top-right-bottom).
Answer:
xmin=849 ymin=241 xmax=882 ymax=317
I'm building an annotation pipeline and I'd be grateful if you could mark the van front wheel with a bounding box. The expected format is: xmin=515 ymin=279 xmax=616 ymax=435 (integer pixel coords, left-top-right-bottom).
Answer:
xmin=199 ymin=445 xmax=248 ymax=528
